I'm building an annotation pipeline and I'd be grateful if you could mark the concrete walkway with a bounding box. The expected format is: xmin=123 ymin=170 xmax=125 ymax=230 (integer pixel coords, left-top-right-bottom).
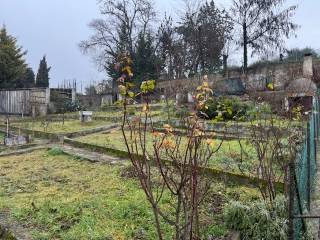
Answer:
xmin=0 ymin=142 xmax=127 ymax=166
xmin=0 ymin=144 xmax=50 ymax=157
xmin=58 ymin=144 xmax=127 ymax=166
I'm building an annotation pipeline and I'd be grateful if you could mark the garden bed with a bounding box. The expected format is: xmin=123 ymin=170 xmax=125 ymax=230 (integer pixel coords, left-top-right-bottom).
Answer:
xmin=74 ymin=129 xmax=258 ymax=174
xmin=0 ymin=149 xmax=260 ymax=239
xmin=10 ymin=119 xmax=113 ymax=134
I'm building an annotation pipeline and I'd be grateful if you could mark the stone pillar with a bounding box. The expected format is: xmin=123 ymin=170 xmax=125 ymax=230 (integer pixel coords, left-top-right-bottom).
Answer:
xmin=45 ymin=88 xmax=50 ymax=105
xmin=32 ymin=105 xmax=36 ymax=118
xmin=72 ymin=88 xmax=76 ymax=103
xmin=303 ymin=54 xmax=313 ymax=78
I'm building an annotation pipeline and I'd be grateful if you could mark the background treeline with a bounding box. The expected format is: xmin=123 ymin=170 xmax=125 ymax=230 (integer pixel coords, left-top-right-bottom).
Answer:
xmin=0 ymin=27 xmax=50 ymax=89
xmin=80 ymin=0 xmax=301 ymax=87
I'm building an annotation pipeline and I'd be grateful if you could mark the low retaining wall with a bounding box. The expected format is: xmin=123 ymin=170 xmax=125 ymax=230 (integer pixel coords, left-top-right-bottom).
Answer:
xmin=0 ymin=124 xmax=119 ymax=142
xmin=65 ymin=124 xmax=118 ymax=138
xmin=64 ymin=138 xmax=129 ymax=158
xmin=64 ymin=138 xmax=284 ymax=191
xmin=2 ymin=126 xmax=63 ymax=142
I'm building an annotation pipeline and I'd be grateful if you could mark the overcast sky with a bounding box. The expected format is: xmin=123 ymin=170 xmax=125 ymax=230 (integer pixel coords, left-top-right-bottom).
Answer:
xmin=0 ymin=0 xmax=319 ymax=90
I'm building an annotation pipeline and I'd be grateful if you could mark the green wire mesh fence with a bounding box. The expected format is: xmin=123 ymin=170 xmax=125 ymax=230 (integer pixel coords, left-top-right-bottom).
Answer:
xmin=293 ymin=96 xmax=320 ymax=239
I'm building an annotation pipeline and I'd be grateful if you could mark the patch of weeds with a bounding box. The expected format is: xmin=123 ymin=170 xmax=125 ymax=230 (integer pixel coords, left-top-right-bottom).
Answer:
xmin=226 ymin=186 xmax=260 ymax=202
xmin=47 ymin=148 xmax=64 ymax=156
xmin=205 ymin=224 xmax=228 ymax=238
xmin=133 ymin=228 xmax=148 ymax=240
xmin=13 ymin=200 xmax=82 ymax=239
xmin=120 ymin=165 xmax=138 ymax=179
xmin=207 ymin=193 xmax=226 ymax=215
xmin=72 ymin=155 xmax=85 ymax=161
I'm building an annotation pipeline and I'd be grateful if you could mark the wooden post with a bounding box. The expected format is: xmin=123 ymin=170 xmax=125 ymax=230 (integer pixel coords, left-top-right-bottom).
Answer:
xmin=6 ymin=117 xmax=9 ymax=137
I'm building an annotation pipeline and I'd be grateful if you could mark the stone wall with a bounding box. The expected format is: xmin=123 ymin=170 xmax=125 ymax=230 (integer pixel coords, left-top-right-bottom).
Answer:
xmin=157 ymin=59 xmax=320 ymax=94
xmin=77 ymin=94 xmax=102 ymax=110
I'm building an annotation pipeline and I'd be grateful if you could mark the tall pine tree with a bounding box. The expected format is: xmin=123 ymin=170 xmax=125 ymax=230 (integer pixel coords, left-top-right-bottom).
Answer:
xmin=23 ymin=68 xmax=35 ymax=88
xmin=36 ymin=56 xmax=51 ymax=87
xmin=0 ymin=26 xmax=27 ymax=89
xmin=133 ymin=31 xmax=161 ymax=85
xmin=15 ymin=68 xmax=35 ymax=88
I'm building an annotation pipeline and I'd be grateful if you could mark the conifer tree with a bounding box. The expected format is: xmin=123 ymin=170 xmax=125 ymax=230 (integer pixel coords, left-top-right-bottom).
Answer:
xmin=36 ymin=56 xmax=51 ymax=87
xmin=0 ymin=26 xmax=27 ymax=88
xmin=133 ymin=32 xmax=161 ymax=85
xmin=23 ymin=68 xmax=35 ymax=88
xmin=15 ymin=67 xmax=35 ymax=88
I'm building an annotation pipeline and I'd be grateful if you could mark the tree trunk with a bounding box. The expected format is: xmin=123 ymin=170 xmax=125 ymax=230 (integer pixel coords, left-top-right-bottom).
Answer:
xmin=152 ymin=205 xmax=163 ymax=240
xmin=198 ymin=26 xmax=205 ymax=74
xmin=223 ymin=54 xmax=228 ymax=77
xmin=243 ymin=22 xmax=248 ymax=72
xmin=112 ymin=78 xmax=117 ymax=103
xmin=175 ymin=194 xmax=182 ymax=240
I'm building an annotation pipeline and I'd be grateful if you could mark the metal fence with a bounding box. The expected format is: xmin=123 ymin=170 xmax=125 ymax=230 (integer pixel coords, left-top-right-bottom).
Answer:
xmin=289 ymin=95 xmax=320 ymax=239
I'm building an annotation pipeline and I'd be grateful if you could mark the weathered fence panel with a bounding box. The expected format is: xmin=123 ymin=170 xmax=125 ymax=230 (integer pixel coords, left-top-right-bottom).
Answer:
xmin=0 ymin=89 xmax=32 ymax=114
xmin=0 ymin=88 xmax=49 ymax=115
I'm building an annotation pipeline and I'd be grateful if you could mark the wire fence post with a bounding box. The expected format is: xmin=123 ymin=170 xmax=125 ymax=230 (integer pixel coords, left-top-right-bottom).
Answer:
xmin=307 ymin=122 xmax=311 ymax=211
xmin=288 ymin=158 xmax=295 ymax=240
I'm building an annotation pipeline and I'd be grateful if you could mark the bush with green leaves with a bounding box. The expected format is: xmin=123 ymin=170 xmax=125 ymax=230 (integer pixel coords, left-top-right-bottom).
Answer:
xmin=246 ymin=102 xmax=273 ymax=121
xmin=224 ymin=196 xmax=288 ymax=240
xmin=53 ymin=99 xmax=84 ymax=114
xmin=201 ymin=97 xmax=253 ymax=121
xmin=47 ymin=147 xmax=64 ymax=156
xmin=63 ymin=100 xmax=84 ymax=112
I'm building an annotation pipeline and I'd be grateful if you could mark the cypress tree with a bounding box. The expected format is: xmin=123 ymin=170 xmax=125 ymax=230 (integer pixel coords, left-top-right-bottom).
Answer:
xmin=36 ymin=56 xmax=51 ymax=88
xmin=0 ymin=26 xmax=27 ymax=89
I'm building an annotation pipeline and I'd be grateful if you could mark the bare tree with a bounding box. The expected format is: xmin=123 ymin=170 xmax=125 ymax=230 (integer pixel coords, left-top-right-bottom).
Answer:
xmin=177 ymin=0 xmax=231 ymax=75
xmin=157 ymin=15 xmax=176 ymax=80
xmin=80 ymin=0 xmax=156 ymax=101
xmin=228 ymin=0 xmax=298 ymax=71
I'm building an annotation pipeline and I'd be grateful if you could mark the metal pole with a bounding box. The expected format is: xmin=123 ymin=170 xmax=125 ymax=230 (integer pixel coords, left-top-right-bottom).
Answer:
xmin=314 ymin=113 xmax=317 ymax=167
xmin=307 ymin=122 xmax=311 ymax=211
xmin=288 ymin=159 xmax=295 ymax=240
xmin=294 ymin=170 xmax=307 ymax=233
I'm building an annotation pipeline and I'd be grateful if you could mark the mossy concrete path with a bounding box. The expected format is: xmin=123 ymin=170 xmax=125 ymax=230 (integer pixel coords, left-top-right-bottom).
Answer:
xmin=58 ymin=144 xmax=127 ymax=165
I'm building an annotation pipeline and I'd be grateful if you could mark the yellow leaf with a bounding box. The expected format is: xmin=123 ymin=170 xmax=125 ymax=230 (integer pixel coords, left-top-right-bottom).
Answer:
xmin=163 ymin=124 xmax=173 ymax=133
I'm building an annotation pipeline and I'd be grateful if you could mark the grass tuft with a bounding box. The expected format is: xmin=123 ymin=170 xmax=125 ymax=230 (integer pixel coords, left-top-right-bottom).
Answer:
xmin=47 ymin=147 xmax=65 ymax=156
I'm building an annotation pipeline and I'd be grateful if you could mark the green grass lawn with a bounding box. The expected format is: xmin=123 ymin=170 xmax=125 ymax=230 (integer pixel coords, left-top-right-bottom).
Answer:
xmin=75 ymin=129 xmax=257 ymax=174
xmin=55 ymin=103 xmax=169 ymax=120
xmin=0 ymin=150 xmax=260 ymax=239
xmin=11 ymin=120 xmax=114 ymax=134
xmin=0 ymin=131 xmax=7 ymax=150
xmin=0 ymin=131 xmax=5 ymax=142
